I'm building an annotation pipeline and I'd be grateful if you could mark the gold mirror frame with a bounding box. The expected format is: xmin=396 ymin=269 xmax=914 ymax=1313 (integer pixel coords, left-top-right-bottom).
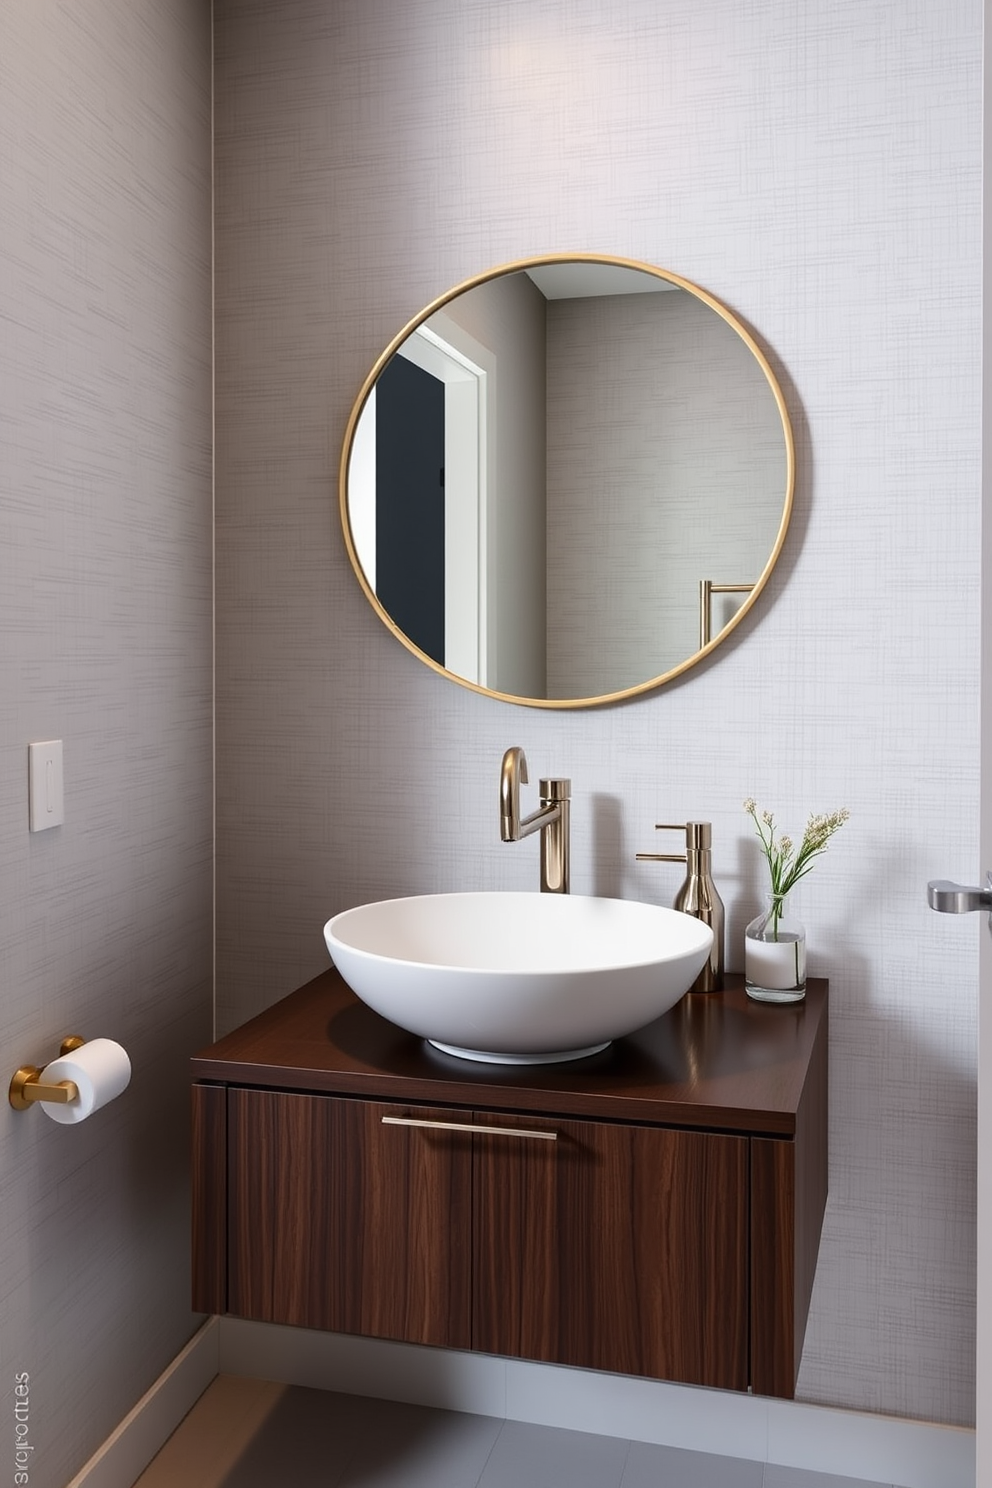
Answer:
xmin=339 ymin=253 xmax=795 ymax=709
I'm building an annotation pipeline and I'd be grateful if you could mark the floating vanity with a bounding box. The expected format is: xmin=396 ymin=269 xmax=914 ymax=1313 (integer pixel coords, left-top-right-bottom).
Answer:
xmin=191 ymin=970 xmax=827 ymax=1400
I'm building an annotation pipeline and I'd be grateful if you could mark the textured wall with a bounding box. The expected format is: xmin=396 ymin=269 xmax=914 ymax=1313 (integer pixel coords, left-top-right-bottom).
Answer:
xmin=546 ymin=288 xmax=786 ymax=694
xmin=0 ymin=4 xmax=213 ymax=1484
xmin=214 ymin=0 xmax=981 ymax=1427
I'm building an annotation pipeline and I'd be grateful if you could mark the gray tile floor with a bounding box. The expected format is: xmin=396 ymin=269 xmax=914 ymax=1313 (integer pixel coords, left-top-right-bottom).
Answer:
xmin=132 ymin=1376 xmax=906 ymax=1488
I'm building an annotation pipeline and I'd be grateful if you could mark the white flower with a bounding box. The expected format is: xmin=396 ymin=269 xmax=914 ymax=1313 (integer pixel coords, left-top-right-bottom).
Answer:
xmin=744 ymin=798 xmax=849 ymax=897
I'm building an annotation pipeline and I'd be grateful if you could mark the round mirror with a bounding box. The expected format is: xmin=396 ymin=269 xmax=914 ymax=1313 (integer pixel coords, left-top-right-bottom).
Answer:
xmin=340 ymin=254 xmax=794 ymax=708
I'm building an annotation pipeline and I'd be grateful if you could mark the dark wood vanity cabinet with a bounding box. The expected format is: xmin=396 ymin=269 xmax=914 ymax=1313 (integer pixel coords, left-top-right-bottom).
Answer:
xmin=227 ymin=1091 xmax=474 ymax=1349
xmin=470 ymin=1109 xmax=748 ymax=1388
xmin=192 ymin=971 xmax=827 ymax=1400
xmin=223 ymin=1089 xmax=748 ymax=1388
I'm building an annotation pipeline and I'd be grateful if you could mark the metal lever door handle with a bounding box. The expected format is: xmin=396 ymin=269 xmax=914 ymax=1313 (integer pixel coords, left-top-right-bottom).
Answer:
xmin=927 ymin=875 xmax=992 ymax=913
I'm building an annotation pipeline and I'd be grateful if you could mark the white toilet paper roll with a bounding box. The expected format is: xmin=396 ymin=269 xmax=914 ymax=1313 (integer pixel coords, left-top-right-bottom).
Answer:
xmin=38 ymin=1038 xmax=131 ymax=1124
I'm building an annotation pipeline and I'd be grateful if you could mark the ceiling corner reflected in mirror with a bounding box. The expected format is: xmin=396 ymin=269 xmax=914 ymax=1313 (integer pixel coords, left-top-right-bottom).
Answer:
xmin=339 ymin=253 xmax=795 ymax=709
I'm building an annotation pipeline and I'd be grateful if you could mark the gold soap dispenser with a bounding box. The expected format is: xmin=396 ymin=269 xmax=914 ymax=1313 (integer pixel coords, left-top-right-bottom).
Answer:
xmin=637 ymin=821 xmax=725 ymax=992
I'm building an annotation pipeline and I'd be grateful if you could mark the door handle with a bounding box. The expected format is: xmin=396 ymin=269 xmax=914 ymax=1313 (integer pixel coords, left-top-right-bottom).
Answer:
xmin=927 ymin=874 xmax=992 ymax=914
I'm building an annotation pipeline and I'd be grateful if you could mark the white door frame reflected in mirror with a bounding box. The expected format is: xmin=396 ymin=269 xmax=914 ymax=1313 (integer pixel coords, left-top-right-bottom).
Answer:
xmin=349 ymin=324 xmax=490 ymax=687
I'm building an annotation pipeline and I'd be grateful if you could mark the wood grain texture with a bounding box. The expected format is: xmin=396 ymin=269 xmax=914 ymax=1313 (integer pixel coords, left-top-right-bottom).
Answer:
xmin=192 ymin=970 xmax=828 ymax=1136
xmin=472 ymin=1111 xmax=749 ymax=1389
xmin=195 ymin=972 xmax=828 ymax=1395
xmin=750 ymin=1135 xmax=796 ymax=1398
xmin=191 ymin=1084 xmax=228 ymax=1315
xmin=227 ymin=1089 xmax=472 ymax=1347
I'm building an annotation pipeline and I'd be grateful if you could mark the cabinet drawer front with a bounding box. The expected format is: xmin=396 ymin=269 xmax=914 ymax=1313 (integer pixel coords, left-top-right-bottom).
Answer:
xmin=472 ymin=1113 xmax=748 ymax=1390
xmin=227 ymin=1089 xmax=472 ymax=1347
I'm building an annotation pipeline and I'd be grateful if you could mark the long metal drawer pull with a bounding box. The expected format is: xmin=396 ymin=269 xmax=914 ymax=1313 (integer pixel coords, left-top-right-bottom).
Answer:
xmin=381 ymin=1115 xmax=557 ymax=1141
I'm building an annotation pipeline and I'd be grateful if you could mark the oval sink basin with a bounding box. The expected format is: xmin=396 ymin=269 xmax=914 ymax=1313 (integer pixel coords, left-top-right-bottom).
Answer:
xmin=323 ymin=892 xmax=713 ymax=1064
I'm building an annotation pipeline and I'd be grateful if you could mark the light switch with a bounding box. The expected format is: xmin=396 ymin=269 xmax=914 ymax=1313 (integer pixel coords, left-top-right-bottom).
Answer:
xmin=29 ymin=740 xmax=64 ymax=832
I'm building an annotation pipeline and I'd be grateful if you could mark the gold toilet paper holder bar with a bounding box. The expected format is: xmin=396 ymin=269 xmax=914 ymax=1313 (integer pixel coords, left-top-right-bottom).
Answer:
xmin=9 ymin=1037 xmax=86 ymax=1111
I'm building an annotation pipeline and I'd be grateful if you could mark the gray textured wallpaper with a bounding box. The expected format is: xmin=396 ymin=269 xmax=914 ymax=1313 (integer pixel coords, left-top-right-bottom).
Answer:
xmin=545 ymin=288 xmax=786 ymax=694
xmin=215 ymin=0 xmax=980 ymax=1430
xmin=9 ymin=0 xmax=979 ymax=1476
xmin=0 ymin=3 xmax=213 ymax=1484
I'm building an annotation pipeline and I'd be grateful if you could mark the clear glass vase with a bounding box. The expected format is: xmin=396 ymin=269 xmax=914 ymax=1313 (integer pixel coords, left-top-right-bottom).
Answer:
xmin=745 ymin=892 xmax=806 ymax=1003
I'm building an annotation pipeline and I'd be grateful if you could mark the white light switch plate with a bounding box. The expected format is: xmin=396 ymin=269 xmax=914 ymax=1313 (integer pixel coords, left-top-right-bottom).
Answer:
xmin=29 ymin=740 xmax=64 ymax=831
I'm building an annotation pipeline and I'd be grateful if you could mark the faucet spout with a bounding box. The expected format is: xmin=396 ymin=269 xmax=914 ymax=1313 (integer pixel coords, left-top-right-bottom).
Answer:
xmin=499 ymin=747 xmax=571 ymax=893
xmin=500 ymin=746 xmax=529 ymax=841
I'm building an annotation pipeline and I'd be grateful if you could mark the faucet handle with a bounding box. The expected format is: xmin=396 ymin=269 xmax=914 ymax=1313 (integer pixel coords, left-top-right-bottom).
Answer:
xmin=637 ymin=821 xmax=713 ymax=863
xmin=539 ymin=778 xmax=571 ymax=802
xmin=637 ymin=822 xmax=687 ymax=863
xmin=658 ymin=821 xmax=712 ymax=848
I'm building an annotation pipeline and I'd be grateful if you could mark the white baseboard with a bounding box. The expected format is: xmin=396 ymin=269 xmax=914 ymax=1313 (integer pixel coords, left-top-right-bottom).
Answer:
xmin=218 ymin=1318 xmax=975 ymax=1488
xmin=66 ymin=1318 xmax=219 ymax=1488
xmin=72 ymin=1316 xmax=975 ymax=1488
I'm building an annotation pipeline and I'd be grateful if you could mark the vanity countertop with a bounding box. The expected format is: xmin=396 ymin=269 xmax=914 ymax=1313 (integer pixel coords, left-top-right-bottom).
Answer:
xmin=191 ymin=969 xmax=827 ymax=1137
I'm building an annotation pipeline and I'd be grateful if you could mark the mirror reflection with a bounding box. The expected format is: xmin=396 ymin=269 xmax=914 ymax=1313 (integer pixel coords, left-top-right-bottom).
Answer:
xmin=342 ymin=256 xmax=794 ymax=707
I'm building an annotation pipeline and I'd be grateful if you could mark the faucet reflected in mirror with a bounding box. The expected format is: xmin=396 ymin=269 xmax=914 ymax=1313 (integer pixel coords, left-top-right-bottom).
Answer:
xmin=499 ymin=746 xmax=571 ymax=893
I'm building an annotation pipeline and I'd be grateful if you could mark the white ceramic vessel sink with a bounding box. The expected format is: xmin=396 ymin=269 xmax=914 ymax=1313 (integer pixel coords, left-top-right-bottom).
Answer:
xmin=323 ymin=891 xmax=713 ymax=1064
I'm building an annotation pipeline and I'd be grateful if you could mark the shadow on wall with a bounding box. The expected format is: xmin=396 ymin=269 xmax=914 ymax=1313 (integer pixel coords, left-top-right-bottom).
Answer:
xmin=797 ymin=990 xmax=976 ymax=1421
xmin=589 ymin=790 xmax=976 ymax=1424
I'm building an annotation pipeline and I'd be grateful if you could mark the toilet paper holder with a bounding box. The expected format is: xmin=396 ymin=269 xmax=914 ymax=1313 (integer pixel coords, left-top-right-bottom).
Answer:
xmin=9 ymin=1037 xmax=86 ymax=1110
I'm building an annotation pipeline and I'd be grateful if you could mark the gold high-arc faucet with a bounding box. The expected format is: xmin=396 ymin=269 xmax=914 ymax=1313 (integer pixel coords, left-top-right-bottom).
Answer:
xmin=499 ymin=747 xmax=571 ymax=894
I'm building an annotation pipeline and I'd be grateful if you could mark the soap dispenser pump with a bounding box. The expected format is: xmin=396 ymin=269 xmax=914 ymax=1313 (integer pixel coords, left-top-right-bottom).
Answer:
xmin=636 ymin=822 xmax=725 ymax=992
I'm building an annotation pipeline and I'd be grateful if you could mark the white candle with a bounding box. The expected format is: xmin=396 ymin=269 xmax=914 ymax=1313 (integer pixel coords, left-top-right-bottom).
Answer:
xmin=745 ymin=935 xmax=805 ymax=991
